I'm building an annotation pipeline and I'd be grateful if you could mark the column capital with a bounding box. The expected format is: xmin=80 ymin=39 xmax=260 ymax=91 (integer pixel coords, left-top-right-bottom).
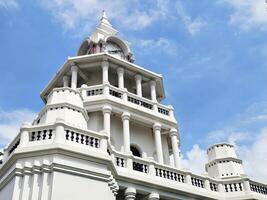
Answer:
xmin=55 ymin=118 xmax=65 ymax=125
xmin=148 ymin=192 xmax=160 ymax=200
xmin=117 ymin=67 xmax=124 ymax=74
xmin=63 ymin=75 xmax=70 ymax=81
xmin=125 ymin=187 xmax=136 ymax=200
xmin=169 ymin=128 xmax=178 ymax=138
xmin=122 ymin=112 xmax=131 ymax=121
xmin=102 ymin=105 xmax=112 ymax=114
xmin=134 ymin=74 xmax=142 ymax=81
xmin=153 ymin=123 xmax=161 ymax=132
xmin=150 ymin=80 xmax=156 ymax=87
xmin=71 ymin=64 xmax=78 ymax=72
xmin=101 ymin=60 xmax=109 ymax=68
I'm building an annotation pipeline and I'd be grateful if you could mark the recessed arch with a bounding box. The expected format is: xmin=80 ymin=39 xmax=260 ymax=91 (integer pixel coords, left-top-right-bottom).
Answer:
xmin=105 ymin=35 xmax=131 ymax=55
xmin=130 ymin=144 xmax=141 ymax=157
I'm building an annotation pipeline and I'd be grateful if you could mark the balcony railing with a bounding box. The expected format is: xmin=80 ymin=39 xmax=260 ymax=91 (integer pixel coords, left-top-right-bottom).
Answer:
xmin=1 ymin=122 xmax=267 ymax=199
xmin=80 ymin=84 xmax=174 ymax=118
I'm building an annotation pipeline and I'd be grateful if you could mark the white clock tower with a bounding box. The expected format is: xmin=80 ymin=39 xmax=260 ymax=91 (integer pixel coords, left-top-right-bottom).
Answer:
xmin=0 ymin=11 xmax=266 ymax=200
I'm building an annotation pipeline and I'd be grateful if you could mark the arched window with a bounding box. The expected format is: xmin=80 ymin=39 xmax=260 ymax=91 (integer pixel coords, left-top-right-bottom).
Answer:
xmin=130 ymin=145 xmax=141 ymax=157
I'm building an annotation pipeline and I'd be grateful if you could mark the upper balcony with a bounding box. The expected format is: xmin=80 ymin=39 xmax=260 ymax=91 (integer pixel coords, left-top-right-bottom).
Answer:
xmin=41 ymin=53 xmax=165 ymax=104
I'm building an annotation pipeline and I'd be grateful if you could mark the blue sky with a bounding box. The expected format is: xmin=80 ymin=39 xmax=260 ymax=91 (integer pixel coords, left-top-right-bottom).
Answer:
xmin=1 ymin=0 xmax=267 ymax=181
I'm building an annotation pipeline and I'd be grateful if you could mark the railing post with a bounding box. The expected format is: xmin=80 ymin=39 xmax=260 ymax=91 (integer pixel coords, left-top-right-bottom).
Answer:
xmin=126 ymin=155 xmax=133 ymax=170
xmin=153 ymin=103 xmax=158 ymax=113
xmin=54 ymin=118 xmax=65 ymax=144
xmin=218 ymin=182 xmax=224 ymax=193
xmin=185 ymin=172 xmax=192 ymax=185
xmin=103 ymin=84 xmax=109 ymax=96
xmin=243 ymin=178 xmax=251 ymax=192
xmin=20 ymin=122 xmax=31 ymax=148
xmin=80 ymin=84 xmax=87 ymax=99
xmin=168 ymin=105 xmax=175 ymax=118
xmin=123 ymin=90 xmax=128 ymax=102
xmin=149 ymin=162 xmax=156 ymax=176
xmin=204 ymin=178 xmax=210 ymax=190
xmin=100 ymin=131 xmax=108 ymax=152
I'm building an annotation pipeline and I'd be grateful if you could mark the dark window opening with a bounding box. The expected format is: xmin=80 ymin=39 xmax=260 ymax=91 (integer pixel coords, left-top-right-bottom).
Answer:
xmin=130 ymin=145 xmax=141 ymax=157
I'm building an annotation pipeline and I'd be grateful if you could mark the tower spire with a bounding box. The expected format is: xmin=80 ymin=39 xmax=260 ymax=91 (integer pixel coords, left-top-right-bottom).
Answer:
xmin=100 ymin=10 xmax=112 ymax=26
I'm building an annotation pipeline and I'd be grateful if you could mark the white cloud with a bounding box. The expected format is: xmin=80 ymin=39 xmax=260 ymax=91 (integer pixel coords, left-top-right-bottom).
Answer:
xmin=137 ymin=37 xmax=178 ymax=56
xmin=175 ymin=1 xmax=207 ymax=36
xmin=219 ymin=0 xmax=267 ymax=31
xmin=0 ymin=109 xmax=36 ymax=147
xmin=0 ymin=0 xmax=18 ymax=9
xmin=40 ymin=0 xmax=169 ymax=34
xmin=181 ymin=144 xmax=207 ymax=174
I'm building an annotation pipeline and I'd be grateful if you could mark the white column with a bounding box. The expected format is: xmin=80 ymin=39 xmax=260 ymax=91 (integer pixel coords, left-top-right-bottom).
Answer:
xmin=117 ymin=67 xmax=124 ymax=89
xmin=40 ymin=169 xmax=50 ymax=200
xmin=148 ymin=192 xmax=160 ymax=200
xmin=19 ymin=122 xmax=31 ymax=148
xmin=124 ymin=187 xmax=136 ymax=200
xmin=122 ymin=112 xmax=131 ymax=154
xmin=54 ymin=118 xmax=65 ymax=143
xmin=102 ymin=105 xmax=112 ymax=139
xmin=102 ymin=61 xmax=109 ymax=84
xmin=170 ymin=128 xmax=181 ymax=168
xmin=153 ymin=123 xmax=163 ymax=164
xmin=63 ymin=76 xmax=70 ymax=87
xmin=71 ymin=64 xmax=78 ymax=89
xmin=12 ymin=176 xmax=22 ymax=200
xmin=135 ymin=74 xmax=142 ymax=97
xmin=31 ymin=170 xmax=41 ymax=200
xmin=150 ymin=80 xmax=157 ymax=102
xmin=21 ymin=171 xmax=31 ymax=200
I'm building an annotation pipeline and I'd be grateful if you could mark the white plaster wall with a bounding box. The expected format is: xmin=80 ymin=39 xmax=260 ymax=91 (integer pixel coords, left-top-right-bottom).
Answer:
xmin=86 ymin=69 xmax=102 ymax=86
xmin=0 ymin=177 xmax=15 ymax=200
xmin=208 ymin=145 xmax=237 ymax=161
xmin=87 ymin=111 xmax=103 ymax=132
xmin=47 ymin=89 xmax=83 ymax=108
xmin=50 ymin=171 xmax=115 ymax=200
xmin=125 ymin=76 xmax=136 ymax=94
xmin=44 ymin=108 xmax=87 ymax=129
xmin=130 ymin=122 xmax=155 ymax=159
xmin=109 ymin=70 xmax=118 ymax=87
xmin=161 ymin=134 xmax=170 ymax=165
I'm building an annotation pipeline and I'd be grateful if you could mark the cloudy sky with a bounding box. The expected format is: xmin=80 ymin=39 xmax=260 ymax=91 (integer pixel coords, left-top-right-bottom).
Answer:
xmin=1 ymin=0 xmax=267 ymax=182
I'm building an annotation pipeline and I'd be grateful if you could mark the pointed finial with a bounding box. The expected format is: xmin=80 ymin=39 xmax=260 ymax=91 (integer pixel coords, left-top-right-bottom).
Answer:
xmin=100 ymin=10 xmax=111 ymax=26
xmin=102 ymin=10 xmax=108 ymax=19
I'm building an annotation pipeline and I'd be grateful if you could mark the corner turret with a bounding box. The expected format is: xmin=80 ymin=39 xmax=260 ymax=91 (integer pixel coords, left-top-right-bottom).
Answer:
xmin=205 ymin=143 xmax=246 ymax=179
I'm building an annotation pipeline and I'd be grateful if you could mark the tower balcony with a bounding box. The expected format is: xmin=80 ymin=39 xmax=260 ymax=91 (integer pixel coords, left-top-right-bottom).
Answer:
xmin=1 ymin=121 xmax=267 ymax=200
xmin=80 ymin=83 xmax=176 ymax=123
